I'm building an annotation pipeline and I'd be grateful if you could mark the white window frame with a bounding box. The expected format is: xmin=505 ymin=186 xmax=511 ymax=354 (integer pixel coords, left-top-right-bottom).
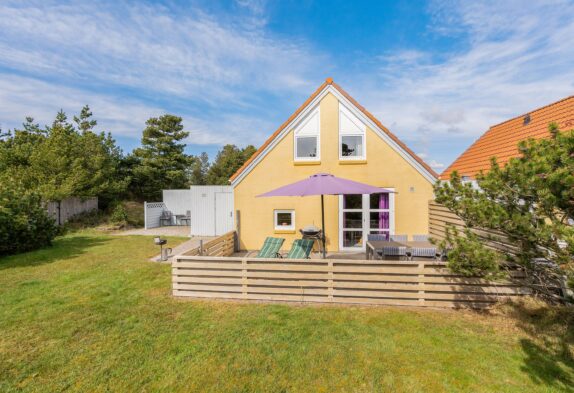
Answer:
xmin=339 ymin=103 xmax=366 ymax=161
xmin=338 ymin=190 xmax=395 ymax=251
xmin=295 ymin=136 xmax=319 ymax=161
xmin=294 ymin=107 xmax=320 ymax=162
xmin=274 ymin=209 xmax=295 ymax=231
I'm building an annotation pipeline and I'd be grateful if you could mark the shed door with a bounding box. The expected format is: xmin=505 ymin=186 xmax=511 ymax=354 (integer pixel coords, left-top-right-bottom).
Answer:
xmin=214 ymin=192 xmax=233 ymax=235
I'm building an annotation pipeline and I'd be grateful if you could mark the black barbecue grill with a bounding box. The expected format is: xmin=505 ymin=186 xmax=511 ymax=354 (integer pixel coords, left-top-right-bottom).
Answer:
xmin=299 ymin=226 xmax=323 ymax=256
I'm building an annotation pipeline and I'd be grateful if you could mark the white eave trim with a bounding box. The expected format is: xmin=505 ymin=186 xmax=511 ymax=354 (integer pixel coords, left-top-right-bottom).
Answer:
xmin=231 ymin=85 xmax=437 ymax=187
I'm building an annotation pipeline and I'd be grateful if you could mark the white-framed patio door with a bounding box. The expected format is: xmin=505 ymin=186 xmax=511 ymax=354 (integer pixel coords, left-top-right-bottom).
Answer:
xmin=338 ymin=191 xmax=395 ymax=252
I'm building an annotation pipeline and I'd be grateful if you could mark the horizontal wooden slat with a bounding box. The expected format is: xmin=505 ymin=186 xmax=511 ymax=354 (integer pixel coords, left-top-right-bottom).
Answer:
xmin=332 ymin=289 xmax=423 ymax=299
xmin=246 ymin=271 xmax=328 ymax=280
xmin=421 ymin=284 xmax=531 ymax=294
xmin=173 ymin=269 xmax=243 ymax=277
xmin=331 ymin=297 xmax=422 ymax=306
xmin=174 ymin=262 xmax=243 ymax=270
xmin=245 ymin=263 xmax=329 ymax=272
xmin=174 ymin=290 xmax=328 ymax=302
xmin=333 ymin=281 xmax=422 ymax=291
xmin=173 ymin=283 xmax=242 ymax=292
xmin=332 ymin=273 xmax=422 ymax=283
xmin=246 ymin=286 xmax=329 ymax=295
xmin=246 ymin=279 xmax=329 ymax=287
xmin=172 ymin=246 xmax=534 ymax=308
xmin=174 ymin=276 xmax=243 ymax=285
xmin=423 ymin=292 xmax=506 ymax=301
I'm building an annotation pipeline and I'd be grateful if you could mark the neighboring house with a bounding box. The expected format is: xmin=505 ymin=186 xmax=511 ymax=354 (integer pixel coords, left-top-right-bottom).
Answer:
xmin=440 ymin=95 xmax=574 ymax=180
xmin=230 ymin=78 xmax=437 ymax=253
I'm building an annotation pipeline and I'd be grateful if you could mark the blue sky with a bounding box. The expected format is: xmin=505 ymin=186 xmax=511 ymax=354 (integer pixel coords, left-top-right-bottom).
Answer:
xmin=1 ymin=0 xmax=574 ymax=172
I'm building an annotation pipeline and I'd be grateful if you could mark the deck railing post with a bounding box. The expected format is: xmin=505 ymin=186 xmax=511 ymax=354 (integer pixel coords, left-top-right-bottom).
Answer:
xmin=327 ymin=260 xmax=334 ymax=302
xmin=199 ymin=240 xmax=204 ymax=256
xmin=235 ymin=211 xmax=241 ymax=252
xmin=241 ymin=258 xmax=248 ymax=299
xmin=418 ymin=261 xmax=425 ymax=306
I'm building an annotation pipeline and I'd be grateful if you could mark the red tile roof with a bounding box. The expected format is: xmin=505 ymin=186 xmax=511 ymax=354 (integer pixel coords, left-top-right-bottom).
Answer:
xmin=230 ymin=78 xmax=438 ymax=183
xmin=440 ymin=95 xmax=574 ymax=180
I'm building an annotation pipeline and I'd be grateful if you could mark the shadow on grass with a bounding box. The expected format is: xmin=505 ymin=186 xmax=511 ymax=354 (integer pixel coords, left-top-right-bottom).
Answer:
xmin=0 ymin=235 xmax=111 ymax=270
xmin=500 ymin=300 xmax=574 ymax=389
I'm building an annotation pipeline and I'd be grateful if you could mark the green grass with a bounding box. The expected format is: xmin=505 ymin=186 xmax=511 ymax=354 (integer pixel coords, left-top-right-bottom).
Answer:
xmin=1 ymin=231 xmax=572 ymax=392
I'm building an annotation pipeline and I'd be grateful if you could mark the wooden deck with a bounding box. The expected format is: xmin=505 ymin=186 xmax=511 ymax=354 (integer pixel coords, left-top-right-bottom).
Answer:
xmin=232 ymin=251 xmax=370 ymax=260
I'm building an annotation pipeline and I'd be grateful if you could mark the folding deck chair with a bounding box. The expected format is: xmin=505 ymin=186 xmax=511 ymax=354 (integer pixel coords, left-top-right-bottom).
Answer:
xmin=284 ymin=239 xmax=315 ymax=259
xmin=254 ymin=237 xmax=285 ymax=258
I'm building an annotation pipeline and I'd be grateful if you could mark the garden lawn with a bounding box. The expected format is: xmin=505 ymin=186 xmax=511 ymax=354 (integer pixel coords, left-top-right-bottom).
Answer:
xmin=1 ymin=231 xmax=572 ymax=392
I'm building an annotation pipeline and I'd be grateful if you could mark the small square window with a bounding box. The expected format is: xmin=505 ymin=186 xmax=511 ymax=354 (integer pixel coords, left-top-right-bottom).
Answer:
xmin=296 ymin=136 xmax=317 ymax=159
xmin=341 ymin=135 xmax=364 ymax=158
xmin=274 ymin=210 xmax=295 ymax=230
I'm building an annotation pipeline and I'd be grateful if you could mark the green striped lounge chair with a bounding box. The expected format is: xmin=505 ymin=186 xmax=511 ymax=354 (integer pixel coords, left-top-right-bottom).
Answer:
xmin=255 ymin=237 xmax=285 ymax=258
xmin=285 ymin=239 xmax=315 ymax=259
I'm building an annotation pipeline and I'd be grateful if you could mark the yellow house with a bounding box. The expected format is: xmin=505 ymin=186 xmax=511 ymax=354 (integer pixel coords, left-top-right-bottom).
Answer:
xmin=230 ymin=78 xmax=437 ymax=253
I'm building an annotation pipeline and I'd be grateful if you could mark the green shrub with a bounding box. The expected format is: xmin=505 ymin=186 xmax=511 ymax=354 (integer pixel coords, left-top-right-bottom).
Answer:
xmin=437 ymin=225 xmax=504 ymax=281
xmin=110 ymin=204 xmax=128 ymax=225
xmin=64 ymin=209 xmax=106 ymax=230
xmin=123 ymin=201 xmax=144 ymax=227
xmin=0 ymin=177 xmax=59 ymax=256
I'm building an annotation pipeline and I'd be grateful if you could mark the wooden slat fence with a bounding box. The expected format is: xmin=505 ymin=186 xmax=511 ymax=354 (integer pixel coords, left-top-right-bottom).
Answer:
xmin=429 ymin=201 xmax=518 ymax=254
xmin=182 ymin=231 xmax=235 ymax=257
xmin=46 ymin=197 xmax=98 ymax=225
xmin=172 ymin=256 xmax=529 ymax=308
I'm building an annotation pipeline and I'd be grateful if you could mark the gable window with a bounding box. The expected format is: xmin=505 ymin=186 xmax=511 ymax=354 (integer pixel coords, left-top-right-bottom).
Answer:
xmin=274 ymin=210 xmax=295 ymax=230
xmin=339 ymin=103 xmax=366 ymax=160
xmin=294 ymin=108 xmax=320 ymax=161
xmin=296 ymin=136 xmax=317 ymax=158
xmin=341 ymin=135 xmax=363 ymax=157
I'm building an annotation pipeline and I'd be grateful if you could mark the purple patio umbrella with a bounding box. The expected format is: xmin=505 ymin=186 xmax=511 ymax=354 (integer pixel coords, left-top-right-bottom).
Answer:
xmin=257 ymin=173 xmax=393 ymax=258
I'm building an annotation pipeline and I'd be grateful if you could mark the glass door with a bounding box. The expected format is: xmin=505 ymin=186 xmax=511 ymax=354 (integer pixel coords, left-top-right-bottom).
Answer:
xmin=340 ymin=194 xmax=364 ymax=250
xmin=339 ymin=192 xmax=394 ymax=251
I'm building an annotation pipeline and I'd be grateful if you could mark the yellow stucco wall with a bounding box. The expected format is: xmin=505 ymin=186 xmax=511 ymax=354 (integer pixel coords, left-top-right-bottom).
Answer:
xmin=233 ymin=92 xmax=435 ymax=252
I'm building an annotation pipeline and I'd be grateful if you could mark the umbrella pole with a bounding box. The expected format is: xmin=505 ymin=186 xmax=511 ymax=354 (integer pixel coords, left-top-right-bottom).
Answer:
xmin=321 ymin=195 xmax=326 ymax=259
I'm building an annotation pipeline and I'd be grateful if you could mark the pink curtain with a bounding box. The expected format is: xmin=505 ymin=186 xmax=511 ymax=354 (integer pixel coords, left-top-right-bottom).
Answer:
xmin=378 ymin=193 xmax=389 ymax=231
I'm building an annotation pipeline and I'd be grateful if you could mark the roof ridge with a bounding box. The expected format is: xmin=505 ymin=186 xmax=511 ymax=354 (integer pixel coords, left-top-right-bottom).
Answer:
xmin=440 ymin=94 xmax=574 ymax=180
xmin=488 ymin=95 xmax=574 ymax=129
xmin=329 ymin=81 xmax=438 ymax=178
xmin=230 ymin=78 xmax=438 ymax=183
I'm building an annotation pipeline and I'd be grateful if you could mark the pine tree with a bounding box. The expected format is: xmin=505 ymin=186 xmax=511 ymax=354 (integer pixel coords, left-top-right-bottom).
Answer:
xmin=0 ymin=108 xmax=127 ymax=214
xmin=435 ymin=123 xmax=574 ymax=299
xmin=189 ymin=152 xmax=210 ymax=185
xmin=130 ymin=114 xmax=192 ymax=200
xmin=206 ymin=144 xmax=256 ymax=185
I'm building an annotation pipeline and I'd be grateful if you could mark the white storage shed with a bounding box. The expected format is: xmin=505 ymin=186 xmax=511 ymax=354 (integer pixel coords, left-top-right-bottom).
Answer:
xmin=189 ymin=186 xmax=234 ymax=236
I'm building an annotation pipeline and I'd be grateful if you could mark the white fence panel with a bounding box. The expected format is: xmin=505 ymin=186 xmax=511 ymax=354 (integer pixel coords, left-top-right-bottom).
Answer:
xmin=162 ymin=190 xmax=192 ymax=216
xmin=145 ymin=202 xmax=166 ymax=229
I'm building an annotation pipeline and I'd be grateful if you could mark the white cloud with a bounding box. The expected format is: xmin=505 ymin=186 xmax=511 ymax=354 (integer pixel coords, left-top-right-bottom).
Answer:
xmin=357 ymin=0 xmax=574 ymax=168
xmin=0 ymin=75 xmax=158 ymax=138
xmin=0 ymin=1 xmax=321 ymax=102
xmin=0 ymin=0 xmax=324 ymax=146
xmin=0 ymin=73 xmax=276 ymax=150
xmin=1 ymin=0 xmax=573 ymax=167
xmin=428 ymin=160 xmax=445 ymax=170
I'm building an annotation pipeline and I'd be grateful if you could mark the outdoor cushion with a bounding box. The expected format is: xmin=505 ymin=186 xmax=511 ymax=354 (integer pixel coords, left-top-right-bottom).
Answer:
xmin=381 ymin=246 xmax=407 ymax=260
xmin=255 ymin=237 xmax=285 ymax=258
xmin=285 ymin=239 xmax=315 ymax=259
